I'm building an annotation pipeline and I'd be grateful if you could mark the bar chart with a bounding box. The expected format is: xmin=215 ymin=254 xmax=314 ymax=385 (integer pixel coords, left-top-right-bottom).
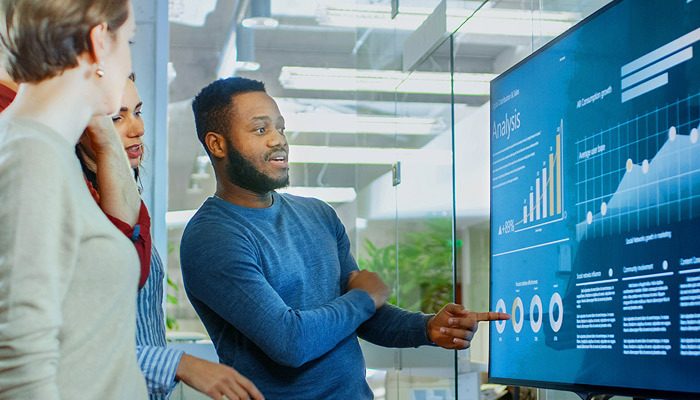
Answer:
xmin=491 ymin=119 xmax=566 ymax=241
xmin=519 ymin=120 xmax=563 ymax=230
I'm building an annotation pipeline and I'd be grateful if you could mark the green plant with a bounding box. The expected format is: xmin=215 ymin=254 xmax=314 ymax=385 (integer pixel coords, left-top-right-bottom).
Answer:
xmin=166 ymin=240 xmax=179 ymax=331
xmin=165 ymin=274 xmax=180 ymax=331
xmin=358 ymin=218 xmax=454 ymax=313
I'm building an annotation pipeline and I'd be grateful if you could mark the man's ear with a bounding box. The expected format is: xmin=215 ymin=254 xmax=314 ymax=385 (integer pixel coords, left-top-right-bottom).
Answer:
xmin=88 ymin=22 xmax=110 ymax=64
xmin=205 ymin=132 xmax=227 ymax=159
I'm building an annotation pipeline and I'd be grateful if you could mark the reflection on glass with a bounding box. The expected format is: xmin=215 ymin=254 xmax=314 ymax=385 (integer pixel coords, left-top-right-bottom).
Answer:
xmin=360 ymin=218 xmax=453 ymax=313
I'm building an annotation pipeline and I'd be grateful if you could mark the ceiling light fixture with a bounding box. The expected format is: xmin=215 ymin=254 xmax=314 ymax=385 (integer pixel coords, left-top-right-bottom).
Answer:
xmin=279 ymin=66 xmax=495 ymax=96
xmin=285 ymin=113 xmax=442 ymax=135
xmin=317 ymin=3 xmax=579 ymax=37
xmin=233 ymin=61 xmax=260 ymax=71
xmin=241 ymin=0 xmax=279 ymax=29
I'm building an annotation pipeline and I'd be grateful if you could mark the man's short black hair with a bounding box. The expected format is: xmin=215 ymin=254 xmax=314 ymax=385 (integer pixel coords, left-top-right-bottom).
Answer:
xmin=191 ymin=77 xmax=266 ymax=156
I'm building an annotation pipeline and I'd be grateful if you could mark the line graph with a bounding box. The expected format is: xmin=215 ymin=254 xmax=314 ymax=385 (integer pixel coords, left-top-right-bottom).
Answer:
xmin=575 ymin=92 xmax=700 ymax=240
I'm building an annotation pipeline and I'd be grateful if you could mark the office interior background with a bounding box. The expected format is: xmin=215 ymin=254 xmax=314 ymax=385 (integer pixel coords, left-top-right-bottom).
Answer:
xmin=130 ymin=0 xmax=627 ymax=398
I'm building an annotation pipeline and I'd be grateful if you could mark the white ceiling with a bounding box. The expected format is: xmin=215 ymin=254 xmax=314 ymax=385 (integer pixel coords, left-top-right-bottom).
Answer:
xmin=166 ymin=0 xmax=610 ymax=212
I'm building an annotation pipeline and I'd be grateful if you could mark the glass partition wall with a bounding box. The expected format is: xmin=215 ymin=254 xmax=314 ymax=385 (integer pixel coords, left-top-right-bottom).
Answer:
xmin=165 ymin=1 xmax=613 ymax=399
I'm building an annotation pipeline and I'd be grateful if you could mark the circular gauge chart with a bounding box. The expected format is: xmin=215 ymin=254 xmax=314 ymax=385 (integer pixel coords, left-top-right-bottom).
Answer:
xmin=512 ymin=297 xmax=524 ymax=333
xmin=549 ymin=292 xmax=563 ymax=332
xmin=530 ymin=294 xmax=543 ymax=332
xmin=495 ymin=299 xmax=507 ymax=334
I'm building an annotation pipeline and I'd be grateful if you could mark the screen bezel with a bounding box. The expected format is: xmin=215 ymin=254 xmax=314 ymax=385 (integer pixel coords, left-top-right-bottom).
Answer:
xmin=488 ymin=0 xmax=699 ymax=398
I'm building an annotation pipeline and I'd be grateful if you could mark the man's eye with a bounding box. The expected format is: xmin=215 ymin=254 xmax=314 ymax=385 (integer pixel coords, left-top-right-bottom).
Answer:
xmin=112 ymin=116 xmax=123 ymax=123
xmin=257 ymin=127 xmax=265 ymax=133
xmin=135 ymin=110 xmax=142 ymax=118
xmin=279 ymin=127 xmax=286 ymax=135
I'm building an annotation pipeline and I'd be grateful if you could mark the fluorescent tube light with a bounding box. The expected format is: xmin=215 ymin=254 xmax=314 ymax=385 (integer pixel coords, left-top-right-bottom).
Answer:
xmin=317 ymin=3 xmax=579 ymax=37
xmin=285 ymin=113 xmax=442 ymax=135
xmin=241 ymin=0 xmax=279 ymax=29
xmin=233 ymin=61 xmax=260 ymax=71
xmin=279 ymin=66 xmax=495 ymax=96
xmin=288 ymin=145 xmax=451 ymax=165
xmin=277 ymin=186 xmax=357 ymax=203
xmin=241 ymin=17 xmax=279 ymax=29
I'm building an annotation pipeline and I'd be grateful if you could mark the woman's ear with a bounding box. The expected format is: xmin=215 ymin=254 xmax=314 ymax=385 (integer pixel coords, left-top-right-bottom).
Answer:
xmin=205 ymin=132 xmax=227 ymax=159
xmin=88 ymin=22 xmax=110 ymax=64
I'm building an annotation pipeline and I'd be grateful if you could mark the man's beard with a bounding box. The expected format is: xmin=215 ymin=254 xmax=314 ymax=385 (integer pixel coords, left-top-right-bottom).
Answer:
xmin=224 ymin=137 xmax=289 ymax=194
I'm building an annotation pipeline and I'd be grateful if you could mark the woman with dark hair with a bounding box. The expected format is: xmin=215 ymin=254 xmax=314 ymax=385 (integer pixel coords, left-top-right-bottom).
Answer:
xmin=0 ymin=0 xmax=148 ymax=398
xmin=77 ymin=75 xmax=264 ymax=400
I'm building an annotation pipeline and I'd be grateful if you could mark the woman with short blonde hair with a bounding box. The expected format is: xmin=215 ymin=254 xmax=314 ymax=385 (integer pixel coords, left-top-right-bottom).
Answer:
xmin=0 ymin=0 xmax=148 ymax=398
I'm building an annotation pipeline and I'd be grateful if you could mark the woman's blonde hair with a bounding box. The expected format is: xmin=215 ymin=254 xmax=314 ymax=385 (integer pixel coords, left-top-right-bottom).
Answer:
xmin=0 ymin=0 xmax=129 ymax=83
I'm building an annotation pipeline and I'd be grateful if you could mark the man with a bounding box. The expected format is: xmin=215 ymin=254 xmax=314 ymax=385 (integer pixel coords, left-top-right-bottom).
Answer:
xmin=180 ymin=77 xmax=509 ymax=399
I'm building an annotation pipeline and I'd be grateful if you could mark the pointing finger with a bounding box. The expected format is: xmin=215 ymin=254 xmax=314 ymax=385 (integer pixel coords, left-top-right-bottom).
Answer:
xmin=472 ymin=311 xmax=511 ymax=321
xmin=442 ymin=303 xmax=468 ymax=315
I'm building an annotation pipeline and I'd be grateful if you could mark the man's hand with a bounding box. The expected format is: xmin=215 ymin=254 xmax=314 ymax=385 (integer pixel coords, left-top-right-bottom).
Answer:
xmin=176 ymin=354 xmax=264 ymax=400
xmin=346 ymin=269 xmax=390 ymax=310
xmin=426 ymin=303 xmax=510 ymax=349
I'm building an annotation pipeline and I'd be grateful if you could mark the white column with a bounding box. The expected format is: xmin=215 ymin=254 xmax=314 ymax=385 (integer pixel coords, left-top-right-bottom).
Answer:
xmin=132 ymin=0 xmax=168 ymax=262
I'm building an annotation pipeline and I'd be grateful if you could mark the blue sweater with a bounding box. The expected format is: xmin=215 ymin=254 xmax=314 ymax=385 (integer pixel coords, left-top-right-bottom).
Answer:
xmin=180 ymin=193 xmax=433 ymax=399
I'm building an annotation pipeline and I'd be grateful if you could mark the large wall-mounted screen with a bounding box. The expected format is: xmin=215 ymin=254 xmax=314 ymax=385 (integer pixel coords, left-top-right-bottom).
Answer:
xmin=489 ymin=0 xmax=700 ymax=398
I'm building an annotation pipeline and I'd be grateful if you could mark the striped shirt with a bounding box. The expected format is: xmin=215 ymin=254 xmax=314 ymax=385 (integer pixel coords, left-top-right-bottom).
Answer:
xmin=136 ymin=246 xmax=185 ymax=399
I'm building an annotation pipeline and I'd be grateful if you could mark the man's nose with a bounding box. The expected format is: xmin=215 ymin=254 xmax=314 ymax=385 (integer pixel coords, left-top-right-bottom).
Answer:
xmin=268 ymin=129 xmax=287 ymax=147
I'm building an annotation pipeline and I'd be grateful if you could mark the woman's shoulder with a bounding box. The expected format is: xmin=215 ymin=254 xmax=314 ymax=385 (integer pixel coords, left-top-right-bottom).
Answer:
xmin=0 ymin=116 xmax=70 ymax=154
xmin=0 ymin=117 xmax=78 ymax=187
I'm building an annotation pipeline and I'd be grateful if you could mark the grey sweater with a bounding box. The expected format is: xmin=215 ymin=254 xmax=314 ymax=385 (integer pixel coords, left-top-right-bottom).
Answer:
xmin=0 ymin=117 xmax=147 ymax=399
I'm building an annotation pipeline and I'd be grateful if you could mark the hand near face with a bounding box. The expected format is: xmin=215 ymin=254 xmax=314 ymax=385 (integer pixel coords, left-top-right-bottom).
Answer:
xmin=82 ymin=114 xmax=124 ymax=157
xmin=426 ymin=303 xmax=510 ymax=350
